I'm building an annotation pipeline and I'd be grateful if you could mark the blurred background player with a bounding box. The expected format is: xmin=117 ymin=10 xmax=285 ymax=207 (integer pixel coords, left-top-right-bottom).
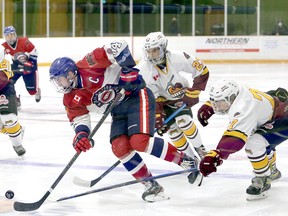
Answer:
xmin=2 ymin=26 xmax=41 ymax=107
xmin=271 ymin=19 xmax=288 ymax=35
xmin=197 ymin=79 xmax=287 ymax=201
xmin=137 ymin=31 xmax=209 ymax=159
xmin=48 ymin=40 xmax=202 ymax=202
xmin=0 ymin=46 xmax=26 ymax=156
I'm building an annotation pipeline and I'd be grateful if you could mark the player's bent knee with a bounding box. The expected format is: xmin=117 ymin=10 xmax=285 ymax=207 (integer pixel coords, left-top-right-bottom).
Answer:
xmin=130 ymin=134 xmax=150 ymax=152
xmin=111 ymin=135 xmax=132 ymax=158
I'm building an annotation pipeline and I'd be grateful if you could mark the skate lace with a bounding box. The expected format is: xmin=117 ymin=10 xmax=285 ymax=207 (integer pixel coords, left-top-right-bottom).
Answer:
xmin=180 ymin=159 xmax=196 ymax=170
xmin=144 ymin=181 xmax=152 ymax=190
xmin=195 ymin=146 xmax=207 ymax=158
xmin=144 ymin=180 xmax=158 ymax=190
xmin=251 ymin=176 xmax=268 ymax=189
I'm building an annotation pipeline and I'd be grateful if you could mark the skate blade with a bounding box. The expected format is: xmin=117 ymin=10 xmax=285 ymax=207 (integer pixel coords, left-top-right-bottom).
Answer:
xmin=188 ymin=171 xmax=203 ymax=186
xmin=143 ymin=192 xmax=170 ymax=203
xmin=246 ymin=191 xmax=268 ymax=201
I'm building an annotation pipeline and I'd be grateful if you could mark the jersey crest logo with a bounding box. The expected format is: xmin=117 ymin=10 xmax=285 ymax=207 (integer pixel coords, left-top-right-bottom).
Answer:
xmin=92 ymin=85 xmax=121 ymax=107
xmin=167 ymin=82 xmax=185 ymax=98
xmin=165 ymin=75 xmax=185 ymax=98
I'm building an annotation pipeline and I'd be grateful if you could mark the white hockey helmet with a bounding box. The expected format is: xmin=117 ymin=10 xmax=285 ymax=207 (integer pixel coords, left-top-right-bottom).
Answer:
xmin=209 ymin=79 xmax=239 ymax=115
xmin=0 ymin=46 xmax=5 ymax=63
xmin=143 ymin=32 xmax=168 ymax=65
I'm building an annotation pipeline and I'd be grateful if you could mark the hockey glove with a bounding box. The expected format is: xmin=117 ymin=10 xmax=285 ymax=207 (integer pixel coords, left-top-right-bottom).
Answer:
xmin=200 ymin=150 xmax=223 ymax=177
xmin=119 ymin=68 xmax=142 ymax=95
xmin=72 ymin=131 xmax=95 ymax=154
xmin=155 ymin=101 xmax=169 ymax=136
xmin=266 ymin=87 xmax=288 ymax=102
xmin=182 ymin=88 xmax=200 ymax=108
xmin=22 ymin=61 xmax=34 ymax=74
xmin=197 ymin=101 xmax=215 ymax=127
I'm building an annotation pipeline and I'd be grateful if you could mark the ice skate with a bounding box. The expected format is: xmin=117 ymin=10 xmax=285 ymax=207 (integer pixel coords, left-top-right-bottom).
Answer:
xmin=246 ymin=176 xmax=271 ymax=201
xmin=142 ymin=180 xmax=169 ymax=202
xmin=269 ymin=163 xmax=282 ymax=182
xmin=13 ymin=145 xmax=26 ymax=156
xmin=180 ymin=154 xmax=203 ymax=186
xmin=194 ymin=144 xmax=207 ymax=159
xmin=35 ymin=88 xmax=41 ymax=102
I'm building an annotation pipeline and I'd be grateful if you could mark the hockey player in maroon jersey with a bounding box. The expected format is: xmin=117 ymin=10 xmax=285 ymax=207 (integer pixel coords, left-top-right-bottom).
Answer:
xmin=49 ymin=40 xmax=203 ymax=202
xmin=2 ymin=26 xmax=41 ymax=107
xmin=0 ymin=46 xmax=26 ymax=156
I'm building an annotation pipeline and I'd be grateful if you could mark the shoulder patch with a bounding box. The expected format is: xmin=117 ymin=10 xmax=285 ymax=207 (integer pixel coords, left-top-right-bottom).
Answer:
xmin=85 ymin=53 xmax=97 ymax=67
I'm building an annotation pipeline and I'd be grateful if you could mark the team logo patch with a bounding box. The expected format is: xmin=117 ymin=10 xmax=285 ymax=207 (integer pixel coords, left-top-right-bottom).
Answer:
xmin=85 ymin=53 xmax=97 ymax=67
xmin=0 ymin=94 xmax=9 ymax=105
xmin=167 ymin=82 xmax=185 ymax=98
xmin=92 ymin=85 xmax=121 ymax=107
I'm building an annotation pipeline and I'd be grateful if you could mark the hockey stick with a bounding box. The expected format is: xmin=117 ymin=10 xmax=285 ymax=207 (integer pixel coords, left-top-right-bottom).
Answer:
xmin=73 ymin=160 xmax=122 ymax=187
xmin=13 ymin=89 xmax=125 ymax=212
xmin=58 ymin=166 xmax=197 ymax=202
xmin=73 ymin=103 xmax=187 ymax=187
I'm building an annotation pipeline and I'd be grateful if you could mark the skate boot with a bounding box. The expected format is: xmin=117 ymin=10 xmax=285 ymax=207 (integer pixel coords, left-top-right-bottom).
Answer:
xmin=180 ymin=154 xmax=203 ymax=186
xmin=35 ymin=88 xmax=41 ymax=102
xmin=246 ymin=176 xmax=271 ymax=201
xmin=142 ymin=180 xmax=169 ymax=202
xmin=13 ymin=145 xmax=26 ymax=156
xmin=269 ymin=163 xmax=282 ymax=182
xmin=194 ymin=144 xmax=207 ymax=159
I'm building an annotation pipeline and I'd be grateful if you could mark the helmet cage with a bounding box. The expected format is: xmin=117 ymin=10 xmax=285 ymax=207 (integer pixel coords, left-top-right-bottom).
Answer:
xmin=209 ymin=80 xmax=239 ymax=115
xmin=143 ymin=32 xmax=167 ymax=65
xmin=3 ymin=26 xmax=17 ymax=45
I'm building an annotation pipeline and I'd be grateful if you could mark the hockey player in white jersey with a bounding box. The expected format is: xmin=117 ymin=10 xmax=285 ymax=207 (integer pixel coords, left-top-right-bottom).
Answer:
xmin=198 ymin=79 xmax=288 ymax=201
xmin=137 ymin=31 xmax=209 ymax=160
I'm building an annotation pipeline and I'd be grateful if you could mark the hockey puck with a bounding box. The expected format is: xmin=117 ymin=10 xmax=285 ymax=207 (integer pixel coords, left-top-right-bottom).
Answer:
xmin=5 ymin=190 xmax=14 ymax=199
